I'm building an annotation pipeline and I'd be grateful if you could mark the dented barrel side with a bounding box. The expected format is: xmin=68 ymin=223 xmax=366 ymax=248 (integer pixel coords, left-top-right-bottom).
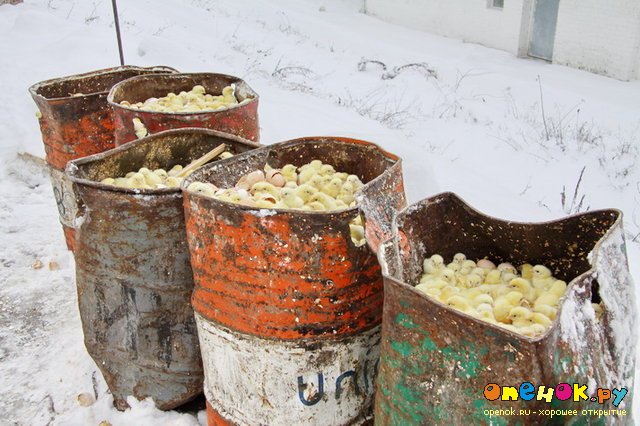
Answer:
xmin=108 ymin=73 xmax=260 ymax=146
xmin=29 ymin=65 xmax=178 ymax=250
xmin=67 ymin=128 xmax=259 ymax=410
xmin=374 ymin=192 xmax=635 ymax=425
xmin=182 ymin=137 xmax=406 ymax=425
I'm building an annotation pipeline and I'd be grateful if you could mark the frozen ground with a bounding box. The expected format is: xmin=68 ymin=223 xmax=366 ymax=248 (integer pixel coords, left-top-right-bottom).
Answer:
xmin=0 ymin=0 xmax=639 ymax=424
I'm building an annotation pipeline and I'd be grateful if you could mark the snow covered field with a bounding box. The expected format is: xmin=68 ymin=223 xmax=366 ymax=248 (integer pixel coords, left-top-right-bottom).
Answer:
xmin=1 ymin=0 xmax=639 ymax=424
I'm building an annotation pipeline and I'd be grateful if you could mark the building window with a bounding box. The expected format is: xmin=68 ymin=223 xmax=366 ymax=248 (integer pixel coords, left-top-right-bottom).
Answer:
xmin=489 ymin=0 xmax=504 ymax=9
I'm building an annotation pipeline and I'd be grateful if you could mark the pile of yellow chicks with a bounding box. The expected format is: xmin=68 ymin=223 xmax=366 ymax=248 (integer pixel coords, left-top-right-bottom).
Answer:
xmin=415 ymin=253 xmax=582 ymax=337
xmin=186 ymin=160 xmax=367 ymax=246
xmin=98 ymin=151 xmax=235 ymax=189
xmin=119 ymin=84 xmax=249 ymax=113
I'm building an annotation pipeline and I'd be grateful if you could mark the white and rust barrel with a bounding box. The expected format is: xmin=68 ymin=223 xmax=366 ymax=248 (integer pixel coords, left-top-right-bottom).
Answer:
xmin=182 ymin=137 xmax=407 ymax=425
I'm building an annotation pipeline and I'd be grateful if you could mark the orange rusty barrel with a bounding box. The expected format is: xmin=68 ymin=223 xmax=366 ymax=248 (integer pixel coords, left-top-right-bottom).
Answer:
xmin=107 ymin=72 xmax=260 ymax=146
xmin=29 ymin=65 xmax=178 ymax=250
xmin=375 ymin=192 xmax=636 ymax=425
xmin=182 ymin=137 xmax=407 ymax=425
xmin=66 ymin=128 xmax=259 ymax=411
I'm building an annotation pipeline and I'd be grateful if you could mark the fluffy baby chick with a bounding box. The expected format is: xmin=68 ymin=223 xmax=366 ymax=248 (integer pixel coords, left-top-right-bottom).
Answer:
xmin=452 ymin=253 xmax=467 ymax=264
xmin=309 ymin=192 xmax=338 ymax=211
xmin=508 ymin=306 xmax=533 ymax=328
xmin=461 ymin=259 xmax=476 ymax=270
xmin=250 ymin=182 xmax=280 ymax=200
xmin=154 ymin=169 xmax=168 ymax=179
xmin=127 ymin=173 xmax=152 ymax=189
xmin=533 ymin=303 xmax=558 ymax=320
xmin=279 ymin=187 xmax=304 ymax=209
xmin=165 ymin=176 xmax=182 ymax=188
xmin=519 ymin=323 xmax=546 ymax=337
xmin=295 ymin=184 xmax=318 ymax=203
xmin=319 ymin=164 xmax=336 ymax=176
xmin=187 ymin=182 xmax=218 ymax=197
xmin=439 ymin=286 xmax=460 ymax=302
xmin=548 ymin=280 xmax=567 ymax=297
xmin=508 ymin=278 xmax=536 ymax=304
xmin=493 ymin=291 xmax=524 ymax=322
xmin=531 ymin=312 xmax=552 ymax=328
xmin=140 ymin=168 xmax=162 ymax=186
xmin=532 ymin=265 xmax=554 ymax=289
xmin=445 ymin=295 xmax=475 ymax=316
xmin=168 ymin=165 xmax=184 ymax=176
xmin=322 ymin=178 xmax=343 ymax=198
xmin=520 ymin=263 xmax=534 ymax=280
xmin=132 ymin=118 xmax=148 ymax=139
xmin=349 ymin=224 xmax=366 ymax=246
xmin=101 ymin=178 xmax=115 ymax=185
xmin=484 ymin=270 xmax=502 ymax=285
xmin=281 ymin=164 xmax=298 ymax=182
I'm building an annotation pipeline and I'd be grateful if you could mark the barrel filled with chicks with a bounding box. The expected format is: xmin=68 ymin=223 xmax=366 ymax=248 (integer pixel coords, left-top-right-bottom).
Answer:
xmin=374 ymin=192 xmax=635 ymax=425
xmin=108 ymin=72 xmax=260 ymax=145
xmin=182 ymin=137 xmax=406 ymax=425
xmin=29 ymin=65 xmax=178 ymax=250
xmin=66 ymin=128 xmax=259 ymax=411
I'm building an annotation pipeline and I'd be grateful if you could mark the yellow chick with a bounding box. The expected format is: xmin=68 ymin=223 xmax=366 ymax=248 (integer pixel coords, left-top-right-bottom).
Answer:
xmin=497 ymin=262 xmax=516 ymax=274
xmin=191 ymin=85 xmax=206 ymax=95
xmin=519 ymin=323 xmax=546 ymax=337
xmin=592 ymin=303 xmax=604 ymax=320
xmin=140 ymin=168 xmax=162 ymax=186
xmin=533 ymin=303 xmax=558 ymax=320
xmin=452 ymin=253 xmax=466 ymax=264
xmin=508 ymin=306 xmax=533 ymax=328
xmin=306 ymin=201 xmax=327 ymax=211
xmin=319 ymin=164 xmax=336 ymax=176
xmin=445 ymin=295 xmax=474 ymax=315
xmin=349 ymin=224 xmax=365 ymax=246
xmin=154 ymin=169 xmax=168 ymax=180
xmin=165 ymin=177 xmax=182 ymax=188
xmin=187 ymin=182 xmax=218 ymax=197
xmin=100 ymin=178 xmax=115 ymax=185
xmin=508 ymin=278 xmax=536 ymax=304
xmin=439 ymin=286 xmax=460 ymax=302
xmin=279 ymin=188 xmax=304 ymax=209
xmin=281 ymin=164 xmax=298 ymax=182
xmin=493 ymin=291 xmax=524 ymax=322
xmin=295 ymin=184 xmax=318 ymax=203
xmin=461 ymin=260 xmax=476 ymax=270
xmin=221 ymin=84 xmax=238 ymax=105
xmin=132 ymin=118 xmax=147 ymax=139
xmin=439 ymin=269 xmax=456 ymax=286
xmin=471 ymin=294 xmax=494 ymax=308
xmin=322 ymin=178 xmax=343 ymax=198
xmin=127 ymin=173 xmax=152 ymax=189
xmin=548 ymin=280 xmax=567 ymax=297
xmin=532 ymin=265 xmax=554 ymax=289
xmin=531 ymin=312 xmax=552 ymax=328
xmin=298 ymin=167 xmax=320 ymax=184
xmin=168 ymin=165 xmax=184 ymax=176
xmin=446 ymin=262 xmax=461 ymax=273
xmin=484 ymin=270 xmax=502 ymax=285
xmin=309 ymin=192 xmax=338 ymax=211
xmin=250 ymin=182 xmax=280 ymax=200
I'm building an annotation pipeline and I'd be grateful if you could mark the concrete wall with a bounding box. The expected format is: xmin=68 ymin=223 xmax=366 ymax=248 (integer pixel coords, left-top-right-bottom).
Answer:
xmin=364 ymin=0 xmax=527 ymax=55
xmin=553 ymin=0 xmax=640 ymax=81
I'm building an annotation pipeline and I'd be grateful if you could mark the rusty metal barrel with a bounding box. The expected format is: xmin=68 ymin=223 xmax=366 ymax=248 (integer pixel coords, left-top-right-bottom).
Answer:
xmin=29 ymin=65 xmax=178 ymax=250
xmin=375 ymin=192 xmax=636 ymax=425
xmin=182 ymin=137 xmax=407 ymax=425
xmin=107 ymin=72 xmax=260 ymax=146
xmin=66 ymin=128 xmax=259 ymax=411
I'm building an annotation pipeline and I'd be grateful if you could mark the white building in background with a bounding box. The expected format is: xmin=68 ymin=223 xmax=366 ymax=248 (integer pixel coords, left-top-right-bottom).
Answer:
xmin=363 ymin=0 xmax=640 ymax=81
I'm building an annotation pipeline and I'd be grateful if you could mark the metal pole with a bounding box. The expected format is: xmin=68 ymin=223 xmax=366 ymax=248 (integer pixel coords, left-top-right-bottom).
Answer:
xmin=111 ymin=0 xmax=125 ymax=65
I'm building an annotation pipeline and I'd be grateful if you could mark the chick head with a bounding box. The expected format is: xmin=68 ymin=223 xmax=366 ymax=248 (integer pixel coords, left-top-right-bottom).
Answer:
xmin=430 ymin=254 xmax=445 ymax=268
xmin=453 ymin=253 xmax=466 ymax=264
xmin=440 ymin=269 xmax=455 ymax=285
xmin=533 ymin=264 xmax=552 ymax=279
xmin=497 ymin=263 xmax=517 ymax=274
xmin=191 ymin=85 xmax=206 ymax=95
xmin=509 ymin=278 xmax=532 ymax=293
xmin=466 ymin=274 xmax=482 ymax=288
xmin=319 ymin=164 xmax=336 ymax=176
xmin=508 ymin=306 xmax=532 ymax=322
xmin=446 ymin=295 xmax=471 ymax=312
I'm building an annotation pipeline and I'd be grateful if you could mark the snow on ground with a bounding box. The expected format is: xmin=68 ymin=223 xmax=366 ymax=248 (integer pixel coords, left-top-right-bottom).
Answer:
xmin=0 ymin=0 xmax=639 ymax=424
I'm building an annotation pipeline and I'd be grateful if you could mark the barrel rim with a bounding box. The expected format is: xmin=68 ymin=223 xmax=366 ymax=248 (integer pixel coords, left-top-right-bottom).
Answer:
xmin=28 ymin=65 xmax=178 ymax=101
xmin=378 ymin=191 xmax=623 ymax=342
xmin=182 ymin=135 xmax=402 ymax=216
xmin=106 ymin=72 xmax=260 ymax=115
xmin=65 ymin=127 xmax=259 ymax=194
